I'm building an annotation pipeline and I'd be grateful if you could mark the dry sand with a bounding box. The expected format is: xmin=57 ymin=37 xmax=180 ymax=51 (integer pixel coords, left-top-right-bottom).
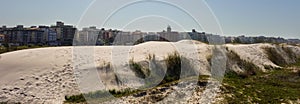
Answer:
xmin=0 ymin=40 xmax=299 ymax=103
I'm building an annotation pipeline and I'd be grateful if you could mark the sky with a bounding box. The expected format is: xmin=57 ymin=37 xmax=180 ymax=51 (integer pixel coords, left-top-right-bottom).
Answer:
xmin=0 ymin=0 xmax=299 ymax=39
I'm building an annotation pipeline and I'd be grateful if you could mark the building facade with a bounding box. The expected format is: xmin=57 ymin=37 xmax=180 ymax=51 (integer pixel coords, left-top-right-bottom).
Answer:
xmin=51 ymin=21 xmax=77 ymax=46
xmin=0 ymin=34 xmax=4 ymax=46
xmin=0 ymin=25 xmax=44 ymax=46
xmin=77 ymin=26 xmax=101 ymax=45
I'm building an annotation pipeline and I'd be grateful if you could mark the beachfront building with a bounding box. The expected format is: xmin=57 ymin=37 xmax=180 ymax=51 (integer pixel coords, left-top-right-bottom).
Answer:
xmin=39 ymin=26 xmax=58 ymax=46
xmin=51 ymin=21 xmax=77 ymax=46
xmin=114 ymin=31 xmax=131 ymax=45
xmin=188 ymin=31 xmax=208 ymax=43
xmin=76 ymin=26 xmax=101 ymax=45
xmin=0 ymin=34 xmax=4 ymax=46
xmin=157 ymin=26 xmax=180 ymax=42
xmin=113 ymin=30 xmax=148 ymax=45
xmin=0 ymin=25 xmax=44 ymax=46
xmin=98 ymin=29 xmax=120 ymax=45
xmin=143 ymin=32 xmax=160 ymax=42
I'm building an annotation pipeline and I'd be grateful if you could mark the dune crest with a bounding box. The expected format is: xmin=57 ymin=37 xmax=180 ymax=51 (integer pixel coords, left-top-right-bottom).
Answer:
xmin=0 ymin=41 xmax=300 ymax=103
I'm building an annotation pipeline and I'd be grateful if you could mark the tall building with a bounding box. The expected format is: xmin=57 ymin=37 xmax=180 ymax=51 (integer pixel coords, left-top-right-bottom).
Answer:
xmin=0 ymin=25 xmax=44 ymax=46
xmin=51 ymin=21 xmax=77 ymax=45
xmin=39 ymin=26 xmax=58 ymax=46
xmin=77 ymin=26 xmax=100 ymax=45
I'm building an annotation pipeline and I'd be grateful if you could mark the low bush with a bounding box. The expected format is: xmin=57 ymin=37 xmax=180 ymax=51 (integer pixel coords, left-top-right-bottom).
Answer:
xmin=159 ymin=52 xmax=196 ymax=84
xmin=108 ymin=88 xmax=136 ymax=97
xmin=129 ymin=59 xmax=149 ymax=79
xmin=161 ymin=52 xmax=181 ymax=83
xmin=65 ymin=94 xmax=86 ymax=103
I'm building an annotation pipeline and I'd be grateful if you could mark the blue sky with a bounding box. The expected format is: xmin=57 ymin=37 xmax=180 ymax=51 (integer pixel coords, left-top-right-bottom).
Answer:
xmin=0 ymin=0 xmax=299 ymax=39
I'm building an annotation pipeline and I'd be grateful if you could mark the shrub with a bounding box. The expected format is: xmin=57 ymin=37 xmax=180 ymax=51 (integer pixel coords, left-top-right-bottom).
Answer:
xmin=159 ymin=52 xmax=196 ymax=84
xmin=65 ymin=94 xmax=86 ymax=103
xmin=108 ymin=88 xmax=134 ymax=97
xmin=129 ymin=59 xmax=149 ymax=79
xmin=163 ymin=52 xmax=181 ymax=83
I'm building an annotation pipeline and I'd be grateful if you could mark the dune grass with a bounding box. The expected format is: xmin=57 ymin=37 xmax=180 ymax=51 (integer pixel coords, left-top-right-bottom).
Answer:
xmin=64 ymin=52 xmax=197 ymax=103
xmin=223 ymin=60 xmax=300 ymax=104
xmin=129 ymin=59 xmax=150 ymax=79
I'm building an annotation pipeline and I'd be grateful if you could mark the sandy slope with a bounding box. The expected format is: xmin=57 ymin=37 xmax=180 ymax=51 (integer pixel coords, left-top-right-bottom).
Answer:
xmin=0 ymin=47 xmax=79 ymax=103
xmin=0 ymin=41 xmax=211 ymax=103
xmin=0 ymin=40 xmax=299 ymax=103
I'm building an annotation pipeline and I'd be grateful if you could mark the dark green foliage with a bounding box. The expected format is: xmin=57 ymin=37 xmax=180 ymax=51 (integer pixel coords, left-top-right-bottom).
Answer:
xmin=158 ymin=52 xmax=196 ymax=84
xmin=108 ymin=88 xmax=135 ymax=97
xmin=64 ymin=94 xmax=86 ymax=103
xmin=162 ymin=52 xmax=181 ymax=83
xmin=129 ymin=59 xmax=149 ymax=79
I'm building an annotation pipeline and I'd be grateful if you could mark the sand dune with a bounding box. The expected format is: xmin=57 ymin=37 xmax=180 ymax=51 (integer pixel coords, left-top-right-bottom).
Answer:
xmin=0 ymin=40 xmax=299 ymax=103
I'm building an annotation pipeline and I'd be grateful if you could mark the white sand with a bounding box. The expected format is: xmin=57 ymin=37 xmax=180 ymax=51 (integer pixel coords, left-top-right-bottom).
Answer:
xmin=0 ymin=40 xmax=299 ymax=103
